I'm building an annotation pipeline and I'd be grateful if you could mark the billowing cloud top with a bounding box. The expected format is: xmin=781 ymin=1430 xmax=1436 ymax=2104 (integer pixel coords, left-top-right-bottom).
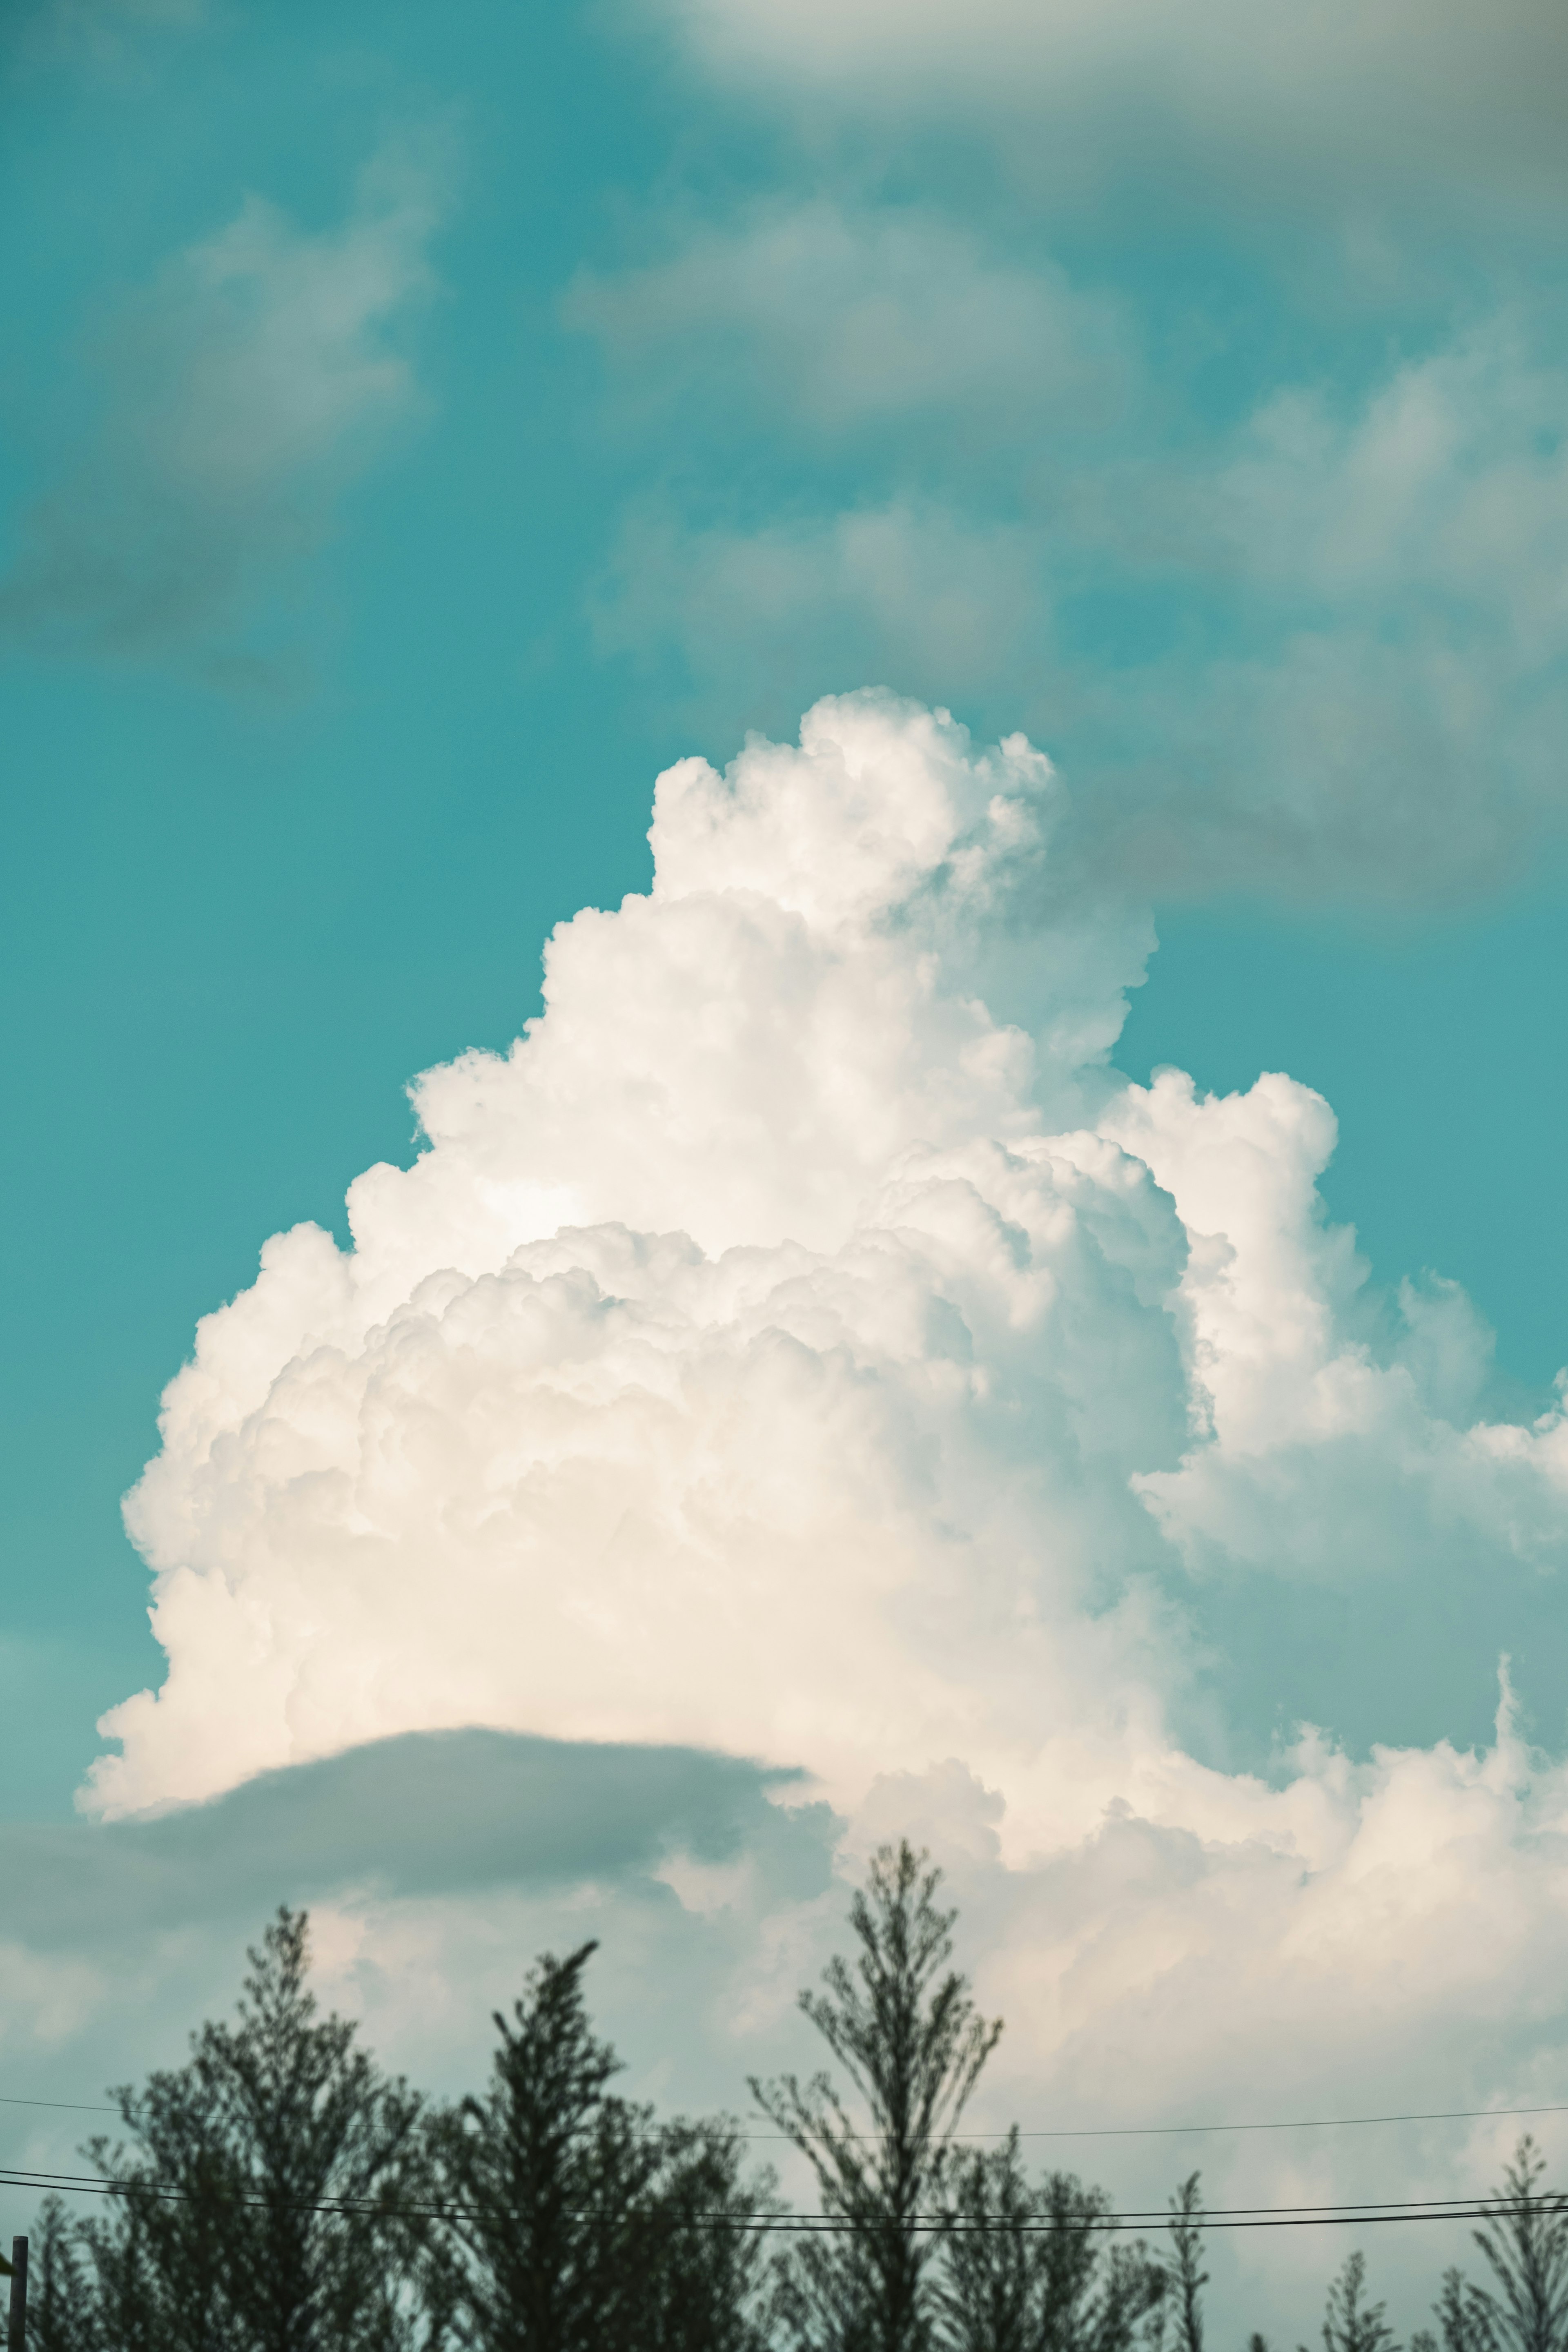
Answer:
xmin=97 ymin=694 xmax=1568 ymax=1871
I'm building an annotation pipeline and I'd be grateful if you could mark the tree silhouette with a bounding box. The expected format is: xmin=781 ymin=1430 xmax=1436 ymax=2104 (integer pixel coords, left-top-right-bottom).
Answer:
xmin=77 ymin=1908 xmax=432 ymax=2352
xmin=1471 ymin=2140 xmax=1568 ymax=2352
xmin=434 ymin=1940 xmax=771 ymax=2352
xmin=937 ymin=2127 xmax=1167 ymax=2352
xmin=1312 ymin=2253 xmax=1399 ymax=2352
xmin=28 ymin=2197 xmax=94 ymax=2352
xmin=1422 ymin=2140 xmax=1568 ymax=2352
xmin=752 ymin=1840 xmax=1001 ymax=2352
xmin=1166 ymin=2173 xmax=1206 ymax=2352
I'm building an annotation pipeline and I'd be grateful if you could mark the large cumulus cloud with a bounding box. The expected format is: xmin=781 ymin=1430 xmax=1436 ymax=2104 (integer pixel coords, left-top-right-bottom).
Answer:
xmin=21 ymin=688 xmax=1568 ymax=2334
xmin=87 ymin=687 xmax=1568 ymax=1821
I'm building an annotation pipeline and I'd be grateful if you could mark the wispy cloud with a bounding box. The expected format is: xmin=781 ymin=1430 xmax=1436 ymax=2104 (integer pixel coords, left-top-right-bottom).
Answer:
xmin=572 ymin=202 xmax=1568 ymax=898
xmin=655 ymin=0 xmax=1568 ymax=217
xmin=0 ymin=126 xmax=452 ymax=676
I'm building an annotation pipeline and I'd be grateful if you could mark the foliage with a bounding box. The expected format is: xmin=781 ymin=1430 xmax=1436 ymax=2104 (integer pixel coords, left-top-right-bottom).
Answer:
xmin=1469 ymin=2140 xmax=1568 ymax=2352
xmin=434 ymin=1940 xmax=771 ymax=2352
xmin=1165 ymin=2173 xmax=1207 ymax=2352
xmin=74 ymin=1908 xmax=433 ymax=2352
xmin=28 ymin=1888 xmax=1568 ymax=2352
xmin=28 ymin=2198 xmax=90 ymax=2352
xmin=936 ymin=2127 xmax=1167 ymax=2352
xmin=751 ymin=1839 xmax=1001 ymax=2352
xmin=1315 ymin=2252 xmax=1399 ymax=2352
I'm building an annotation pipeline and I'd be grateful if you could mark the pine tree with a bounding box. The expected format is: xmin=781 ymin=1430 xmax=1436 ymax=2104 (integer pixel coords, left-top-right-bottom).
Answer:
xmin=1313 ymin=2253 xmax=1399 ymax=2352
xmin=752 ymin=1840 xmax=1001 ymax=2352
xmin=27 ymin=2198 xmax=94 ymax=2352
xmin=1422 ymin=2265 xmax=1497 ymax=2352
xmin=936 ymin=2129 xmax=1041 ymax=2352
xmin=1468 ymin=2140 xmax=1568 ymax=2352
xmin=435 ymin=1940 xmax=771 ymax=2352
xmin=80 ymin=1908 xmax=432 ymax=2352
xmin=636 ymin=2118 xmax=775 ymax=2352
xmin=1166 ymin=2174 xmax=1206 ymax=2352
xmin=936 ymin=2129 xmax=1166 ymax=2352
xmin=435 ymin=1940 xmax=659 ymax=2352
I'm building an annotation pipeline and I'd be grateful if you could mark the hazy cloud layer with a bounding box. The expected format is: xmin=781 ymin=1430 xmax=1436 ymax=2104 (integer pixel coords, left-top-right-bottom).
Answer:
xmin=567 ymin=203 xmax=1132 ymax=444
xmin=577 ymin=208 xmax=1568 ymax=898
xmin=0 ymin=130 xmax=448 ymax=672
xmin=655 ymin=0 xmax=1568 ymax=214
xmin=9 ymin=1713 xmax=1568 ymax=2343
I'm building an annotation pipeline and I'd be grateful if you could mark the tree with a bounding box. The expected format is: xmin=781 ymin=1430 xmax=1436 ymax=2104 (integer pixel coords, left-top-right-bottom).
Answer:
xmin=935 ymin=2129 xmax=1041 ymax=2352
xmin=435 ymin=1940 xmax=772 ymax=2352
xmin=636 ymin=2118 xmax=776 ymax=2352
xmin=79 ymin=2047 xmax=236 ymax=2352
xmin=1165 ymin=2174 xmax=1207 ymax=2352
xmin=1423 ymin=2267 xmax=1498 ymax=2352
xmin=936 ymin=2129 xmax=1166 ymax=2352
xmin=1314 ymin=2253 xmax=1399 ymax=2352
xmin=81 ymin=1908 xmax=433 ymax=2352
xmin=751 ymin=1840 xmax=1002 ymax=2352
xmin=1466 ymin=2140 xmax=1568 ymax=2352
xmin=27 ymin=2198 xmax=92 ymax=2352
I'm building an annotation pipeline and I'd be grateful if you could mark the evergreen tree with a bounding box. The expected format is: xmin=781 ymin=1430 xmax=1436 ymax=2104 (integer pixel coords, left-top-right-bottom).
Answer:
xmin=1312 ymin=2253 xmax=1399 ymax=2352
xmin=435 ymin=1940 xmax=771 ymax=2352
xmin=636 ymin=2118 xmax=775 ymax=2352
xmin=79 ymin=2050 xmax=236 ymax=2352
xmin=1467 ymin=2140 xmax=1568 ymax=2352
xmin=936 ymin=2129 xmax=1166 ymax=2352
xmin=1423 ymin=2266 xmax=1498 ymax=2352
xmin=935 ymin=2129 xmax=1040 ymax=2352
xmin=27 ymin=2198 xmax=92 ymax=2352
xmin=751 ymin=1840 xmax=1001 ymax=2352
xmin=78 ymin=1908 xmax=432 ymax=2352
xmin=1165 ymin=2174 xmax=1206 ymax=2352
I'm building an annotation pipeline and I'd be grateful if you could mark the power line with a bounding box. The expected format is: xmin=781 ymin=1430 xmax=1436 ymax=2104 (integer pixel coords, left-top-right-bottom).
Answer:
xmin=0 ymin=2166 xmax=1536 ymax=2237
xmin=7 ymin=2087 xmax=1568 ymax=2141
xmin=728 ymin=2101 xmax=1568 ymax=2146
xmin=0 ymin=2098 xmax=118 ymax=2117
xmin=1007 ymin=2103 xmax=1568 ymax=2142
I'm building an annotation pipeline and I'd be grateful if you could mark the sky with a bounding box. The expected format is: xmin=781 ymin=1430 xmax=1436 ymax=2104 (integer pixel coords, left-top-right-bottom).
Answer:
xmin=3 ymin=0 xmax=1568 ymax=2336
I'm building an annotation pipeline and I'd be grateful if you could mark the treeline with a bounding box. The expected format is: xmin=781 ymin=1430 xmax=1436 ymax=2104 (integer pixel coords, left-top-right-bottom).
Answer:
xmin=17 ymin=1842 xmax=1568 ymax=2352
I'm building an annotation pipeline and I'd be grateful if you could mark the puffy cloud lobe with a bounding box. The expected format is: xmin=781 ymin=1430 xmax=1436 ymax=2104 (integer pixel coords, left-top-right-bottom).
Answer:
xmin=96 ymin=696 xmax=1187 ymax=1812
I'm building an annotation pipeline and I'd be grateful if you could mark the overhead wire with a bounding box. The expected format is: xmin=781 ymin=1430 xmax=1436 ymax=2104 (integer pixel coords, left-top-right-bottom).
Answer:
xmin=6 ymin=2092 xmax=1568 ymax=2137
xmin=0 ymin=2165 xmax=1539 ymax=2237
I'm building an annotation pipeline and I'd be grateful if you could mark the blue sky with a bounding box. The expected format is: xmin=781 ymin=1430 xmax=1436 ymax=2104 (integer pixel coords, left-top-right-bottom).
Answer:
xmin=4 ymin=0 xmax=1568 ymax=2326
xmin=5 ymin=0 xmax=1566 ymax=1807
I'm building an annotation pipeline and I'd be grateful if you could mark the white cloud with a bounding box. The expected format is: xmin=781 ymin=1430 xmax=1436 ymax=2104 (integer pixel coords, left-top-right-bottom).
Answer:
xmin=36 ymin=699 xmax=1568 ymax=2322
xmin=577 ymin=225 xmax=1568 ymax=896
xmin=566 ymin=201 xmax=1131 ymax=441
xmin=593 ymin=495 xmax=1051 ymax=721
xmin=652 ymin=0 xmax=1568 ymax=212
xmin=88 ymin=686 xmax=1568 ymax=1826
xmin=0 ymin=128 xmax=450 ymax=667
